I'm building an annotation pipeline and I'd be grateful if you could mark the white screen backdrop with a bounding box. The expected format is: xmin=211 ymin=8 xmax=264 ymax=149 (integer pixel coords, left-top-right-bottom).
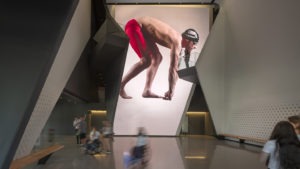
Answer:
xmin=112 ymin=5 xmax=211 ymax=135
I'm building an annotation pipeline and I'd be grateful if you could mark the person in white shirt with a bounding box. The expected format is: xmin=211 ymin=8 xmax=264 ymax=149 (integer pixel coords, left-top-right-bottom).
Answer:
xmin=89 ymin=127 xmax=101 ymax=142
xmin=78 ymin=115 xmax=87 ymax=145
xmin=73 ymin=116 xmax=81 ymax=144
xmin=85 ymin=127 xmax=101 ymax=154
xmin=260 ymin=121 xmax=300 ymax=169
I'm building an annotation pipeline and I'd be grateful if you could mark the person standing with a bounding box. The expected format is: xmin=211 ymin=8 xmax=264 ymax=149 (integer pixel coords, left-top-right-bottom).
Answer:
xmin=101 ymin=120 xmax=113 ymax=153
xmin=79 ymin=115 xmax=87 ymax=145
xmin=120 ymin=16 xmax=199 ymax=100
xmin=73 ymin=116 xmax=81 ymax=144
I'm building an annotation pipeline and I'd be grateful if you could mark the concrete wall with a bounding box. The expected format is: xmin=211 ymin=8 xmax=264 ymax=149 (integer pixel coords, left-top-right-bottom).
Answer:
xmin=198 ymin=0 xmax=300 ymax=140
xmin=42 ymin=101 xmax=105 ymax=135
xmin=197 ymin=1 xmax=225 ymax=134
xmin=14 ymin=0 xmax=91 ymax=159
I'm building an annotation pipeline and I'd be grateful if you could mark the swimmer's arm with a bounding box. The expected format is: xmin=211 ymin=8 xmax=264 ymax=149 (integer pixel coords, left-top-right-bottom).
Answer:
xmin=165 ymin=46 xmax=179 ymax=100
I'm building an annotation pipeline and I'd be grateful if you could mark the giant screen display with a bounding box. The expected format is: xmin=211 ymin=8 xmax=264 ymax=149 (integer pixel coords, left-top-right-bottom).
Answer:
xmin=112 ymin=5 xmax=211 ymax=135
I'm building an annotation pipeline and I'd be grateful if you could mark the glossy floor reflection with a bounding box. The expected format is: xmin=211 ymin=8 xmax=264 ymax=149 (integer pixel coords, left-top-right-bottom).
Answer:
xmin=26 ymin=135 xmax=266 ymax=169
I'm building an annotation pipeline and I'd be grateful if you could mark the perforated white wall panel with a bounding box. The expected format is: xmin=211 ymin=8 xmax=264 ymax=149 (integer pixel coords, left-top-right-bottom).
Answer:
xmin=14 ymin=0 xmax=91 ymax=159
xmin=229 ymin=103 xmax=300 ymax=140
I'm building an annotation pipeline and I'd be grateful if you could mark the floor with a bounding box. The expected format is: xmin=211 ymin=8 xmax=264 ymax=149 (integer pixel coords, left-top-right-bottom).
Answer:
xmin=25 ymin=135 xmax=266 ymax=169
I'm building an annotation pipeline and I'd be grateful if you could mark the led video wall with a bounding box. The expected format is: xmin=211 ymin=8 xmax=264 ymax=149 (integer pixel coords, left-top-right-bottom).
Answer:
xmin=112 ymin=4 xmax=211 ymax=135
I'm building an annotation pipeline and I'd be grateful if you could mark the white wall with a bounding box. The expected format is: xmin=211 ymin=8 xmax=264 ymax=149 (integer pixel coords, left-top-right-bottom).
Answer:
xmin=198 ymin=0 xmax=300 ymax=139
xmin=14 ymin=0 xmax=91 ymax=159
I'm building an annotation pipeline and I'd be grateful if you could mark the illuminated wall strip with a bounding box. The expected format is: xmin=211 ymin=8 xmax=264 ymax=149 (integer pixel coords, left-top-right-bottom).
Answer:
xmin=186 ymin=111 xmax=207 ymax=116
xmin=184 ymin=156 xmax=206 ymax=159
xmin=90 ymin=110 xmax=107 ymax=115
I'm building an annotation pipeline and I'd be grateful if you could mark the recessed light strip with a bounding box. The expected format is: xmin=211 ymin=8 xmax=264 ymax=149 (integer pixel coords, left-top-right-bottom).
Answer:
xmin=184 ymin=156 xmax=206 ymax=159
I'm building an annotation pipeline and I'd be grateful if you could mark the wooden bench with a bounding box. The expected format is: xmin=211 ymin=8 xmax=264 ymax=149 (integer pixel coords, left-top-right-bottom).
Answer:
xmin=218 ymin=134 xmax=267 ymax=144
xmin=10 ymin=144 xmax=64 ymax=169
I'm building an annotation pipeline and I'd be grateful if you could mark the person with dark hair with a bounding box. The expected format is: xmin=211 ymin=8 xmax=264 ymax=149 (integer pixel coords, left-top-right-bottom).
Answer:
xmin=288 ymin=115 xmax=300 ymax=139
xmin=260 ymin=121 xmax=300 ymax=169
xmin=279 ymin=144 xmax=300 ymax=169
xmin=120 ymin=16 xmax=199 ymax=100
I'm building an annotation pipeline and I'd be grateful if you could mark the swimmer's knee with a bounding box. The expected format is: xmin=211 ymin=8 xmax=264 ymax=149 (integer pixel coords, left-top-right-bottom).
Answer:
xmin=152 ymin=53 xmax=162 ymax=65
xmin=141 ymin=58 xmax=151 ymax=67
xmin=153 ymin=56 xmax=162 ymax=65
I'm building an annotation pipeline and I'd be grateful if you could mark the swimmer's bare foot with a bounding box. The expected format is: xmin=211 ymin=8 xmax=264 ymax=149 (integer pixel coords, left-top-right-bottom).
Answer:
xmin=120 ymin=89 xmax=132 ymax=99
xmin=142 ymin=90 xmax=163 ymax=98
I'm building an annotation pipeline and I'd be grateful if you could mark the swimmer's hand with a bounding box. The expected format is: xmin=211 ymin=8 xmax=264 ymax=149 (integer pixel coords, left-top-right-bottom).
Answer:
xmin=163 ymin=91 xmax=173 ymax=100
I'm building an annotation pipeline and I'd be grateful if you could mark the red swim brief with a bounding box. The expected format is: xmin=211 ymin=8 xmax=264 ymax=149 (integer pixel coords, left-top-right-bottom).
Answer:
xmin=125 ymin=19 xmax=146 ymax=58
